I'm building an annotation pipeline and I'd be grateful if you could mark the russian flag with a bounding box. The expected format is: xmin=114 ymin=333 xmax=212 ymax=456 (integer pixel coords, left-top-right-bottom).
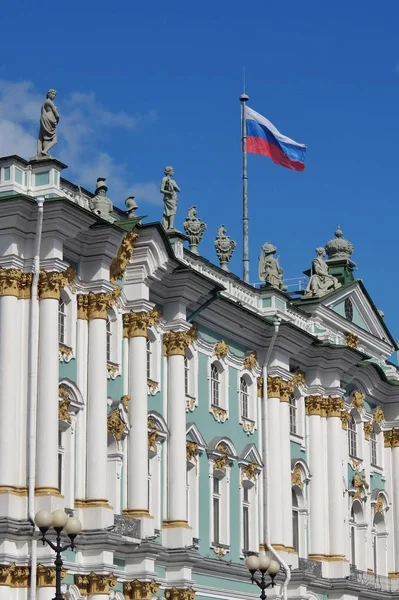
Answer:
xmin=245 ymin=106 xmax=306 ymax=172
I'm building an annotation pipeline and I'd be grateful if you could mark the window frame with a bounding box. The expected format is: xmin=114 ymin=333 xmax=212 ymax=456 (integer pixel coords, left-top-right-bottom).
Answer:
xmin=58 ymin=298 xmax=67 ymax=345
xmin=208 ymin=359 xmax=229 ymax=420
xmin=348 ymin=415 xmax=358 ymax=458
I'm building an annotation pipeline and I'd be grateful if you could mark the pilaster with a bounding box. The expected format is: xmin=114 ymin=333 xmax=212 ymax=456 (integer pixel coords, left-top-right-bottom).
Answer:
xmin=124 ymin=579 xmax=160 ymax=600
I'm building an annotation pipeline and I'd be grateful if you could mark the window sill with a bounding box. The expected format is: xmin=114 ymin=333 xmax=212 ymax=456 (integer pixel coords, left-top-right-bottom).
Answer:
xmin=59 ymin=343 xmax=74 ymax=363
xmin=147 ymin=379 xmax=159 ymax=395
xmin=210 ymin=405 xmax=228 ymax=423
xmin=186 ymin=395 xmax=197 ymax=413
xmin=107 ymin=361 xmax=120 ymax=380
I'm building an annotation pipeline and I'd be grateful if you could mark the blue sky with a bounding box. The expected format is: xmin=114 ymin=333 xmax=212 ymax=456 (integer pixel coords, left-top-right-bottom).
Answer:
xmin=2 ymin=1 xmax=399 ymax=340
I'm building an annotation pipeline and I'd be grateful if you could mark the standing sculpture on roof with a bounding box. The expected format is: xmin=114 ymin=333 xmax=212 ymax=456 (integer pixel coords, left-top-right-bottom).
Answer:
xmin=304 ymin=247 xmax=341 ymax=298
xmin=160 ymin=166 xmax=181 ymax=231
xmin=89 ymin=178 xmax=114 ymax=221
xmin=258 ymin=242 xmax=287 ymax=291
xmin=37 ymin=89 xmax=60 ymax=158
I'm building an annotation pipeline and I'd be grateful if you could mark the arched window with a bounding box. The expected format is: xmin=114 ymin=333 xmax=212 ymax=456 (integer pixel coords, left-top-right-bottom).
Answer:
xmin=350 ymin=500 xmax=366 ymax=570
xmin=289 ymin=394 xmax=297 ymax=434
xmin=211 ymin=364 xmax=220 ymax=407
xmin=58 ymin=298 xmax=66 ymax=344
xmin=373 ymin=505 xmax=388 ymax=576
xmin=106 ymin=316 xmax=112 ymax=362
xmin=292 ymin=489 xmax=299 ymax=553
xmin=240 ymin=377 xmax=249 ymax=419
xmin=348 ymin=415 xmax=357 ymax=457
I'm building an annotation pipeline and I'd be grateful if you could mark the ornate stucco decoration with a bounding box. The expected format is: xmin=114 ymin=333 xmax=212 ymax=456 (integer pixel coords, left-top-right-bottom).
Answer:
xmin=75 ymin=573 xmax=117 ymax=596
xmin=214 ymin=443 xmax=229 ymax=473
xmin=37 ymin=564 xmax=67 ymax=587
xmin=148 ymin=416 xmax=158 ymax=452
xmin=124 ymin=579 xmax=160 ymax=600
xmin=363 ymin=421 xmax=373 ymax=441
xmin=0 ymin=563 xmax=30 ymax=587
xmin=183 ymin=206 xmax=207 ymax=254
xmin=257 ymin=376 xmax=264 ymax=398
xmin=58 ymin=386 xmax=72 ymax=424
xmin=107 ymin=409 xmax=128 ymax=447
xmin=345 ymin=332 xmax=359 ymax=349
xmin=305 ymin=395 xmax=324 ymax=416
xmin=352 ymin=468 xmax=369 ymax=501
xmin=77 ymin=287 xmax=121 ymax=320
xmin=351 ymin=390 xmax=364 ymax=410
xmin=373 ymin=406 xmax=384 ymax=424
xmin=214 ymin=225 xmax=236 ymax=271
xmin=186 ymin=397 xmax=196 ymax=413
xmin=110 ymin=230 xmax=139 ymax=283
xmin=186 ymin=441 xmax=199 ymax=462
xmin=121 ymin=395 xmax=130 ymax=412
xmin=291 ymin=464 xmax=303 ymax=488
xmin=384 ymin=429 xmax=399 ymax=448
xmin=213 ymin=546 xmax=228 ymax=558
xmin=241 ymin=463 xmax=258 ymax=483
xmin=123 ymin=309 xmax=161 ymax=338
xmin=59 ymin=343 xmax=73 ymax=363
xmin=279 ymin=379 xmax=294 ymax=403
xmin=267 ymin=376 xmax=283 ymax=399
xmin=243 ymin=351 xmax=257 ymax=371
xmin=19 ymin=272 xmax=33 ymax=299
xmin=340 ymin=410 xmax=351 ymax=430
xmin=241 ymin=417 xmax=255 ymax=435
xmin=214 ymin=340 xmax=229 ymax=360
xmin=147 ymin=379 xmax=159 ymax=395
xmin=326 ymin=396 xmax=344 ymax=417
xmin=0 ymin=267 xmax=23 ymax=297
xmin=292 ymin=369 xmax=306 ymax=387
xmin=38 ymin=267 xmax=76 ymax=300
xmin=374 ymin=494 xmax=385 ymax=515
xmin=107 ymin=363 xmax=120 ymax=380
xmin=165 ymin=587 xmax=196 ymax=600
xmin=211 ymin=406 xmax=227 ymax=423
xmin=164 ymin=325 xmax=198 ymax=357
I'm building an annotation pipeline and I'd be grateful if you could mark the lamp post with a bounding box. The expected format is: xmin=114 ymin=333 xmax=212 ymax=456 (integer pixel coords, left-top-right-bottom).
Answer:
xmin=245 ymin=555 xmax=280 ymax=600
xmin=35 ymin=510 xmax=82 ymax=600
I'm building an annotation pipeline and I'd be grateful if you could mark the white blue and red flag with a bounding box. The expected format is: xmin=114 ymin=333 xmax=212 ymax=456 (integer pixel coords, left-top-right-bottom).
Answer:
xmin=245 ymin=106 xmax=306 ymax=171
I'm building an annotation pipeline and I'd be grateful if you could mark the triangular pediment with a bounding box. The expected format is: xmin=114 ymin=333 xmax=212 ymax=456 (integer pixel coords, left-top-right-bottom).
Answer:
xmin=238 ymin=443 xmax=263 ymax=467
xmin=186 ymin=423 xmax=207 ymax=449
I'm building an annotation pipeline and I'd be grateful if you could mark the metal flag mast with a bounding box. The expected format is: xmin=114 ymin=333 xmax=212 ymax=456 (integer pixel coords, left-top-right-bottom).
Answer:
xmin=240 ymin=91 xmax=250 ymax=283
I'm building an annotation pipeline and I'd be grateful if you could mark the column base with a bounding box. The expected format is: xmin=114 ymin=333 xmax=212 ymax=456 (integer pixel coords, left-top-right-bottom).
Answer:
xmin=0 ymin=489 xmax=27 ymax=519
xmin=308 ymin=554 xmax=349 ymax=578
xmin=35 ymin=492 xmax=65 ymax=513
xmin=162 ymin=520 xmax=192 ymax=548
xmin=270 ymin=544 xmax=298 ymax=569
xmin=123 ymin=509 xmax=154 ymax=538
xmin=74 ymin=500 xmax=113 ymax=530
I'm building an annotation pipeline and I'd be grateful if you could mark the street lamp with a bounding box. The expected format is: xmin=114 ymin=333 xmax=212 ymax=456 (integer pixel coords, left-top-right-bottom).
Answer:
xmin=35 ymin=510 xmax=82 ymax=600
xmin=245 ymin=555 xmax=280 ymax=600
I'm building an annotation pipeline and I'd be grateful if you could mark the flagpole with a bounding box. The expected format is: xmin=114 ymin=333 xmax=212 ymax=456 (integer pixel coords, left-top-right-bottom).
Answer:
xmin=240 ymin=92 xmax=250 ymax=283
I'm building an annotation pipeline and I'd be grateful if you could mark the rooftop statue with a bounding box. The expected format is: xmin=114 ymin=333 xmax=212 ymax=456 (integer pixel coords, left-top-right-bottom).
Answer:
xmin=125 ymin=196 xmax=138 ymax=219
xmin=89 ymin=178 xmax=114 ymax=221
xmin=214 ymin=225 xmax=236 ymax=272
xmin=304 ymin=247 xmax=341 ymax=298
xmin=160 ymin=166 xmax=180 ymax=231
xmin=258 ymin=242 xmax=287 ymax=291
xmin=37 ymin=89 xmax=60 ymax=158
xmin=183 ymin=206 xmax=206 ymax=254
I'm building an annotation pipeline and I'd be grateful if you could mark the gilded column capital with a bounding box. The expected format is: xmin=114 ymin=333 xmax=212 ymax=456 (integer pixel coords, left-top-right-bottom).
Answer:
xmin=123 ymin=308 xmax=161 ymax=338
xmin=267 ymin=376 xmax=282 ymax=399
xmin=110 ymin=230 xmax=139 ymax=283
xmin=37 ymin=564 xmax=67 ymax=587
xmin=75 ymin=572 xmax=117 ymax=595
xmin=0 ymin=563 xmax=30 ymax=587
xmin=0 ymin=267 xmax=22 ymax=298
xmin=340 ymin=410 xmax=351 ymax=430
xmin=326 ymin=396 xmax=344 ymax=417
xmin=87 ymin=288 xmax=121 ymax=320
xmin=305 ymin=395 xmax=324 ymax=416
xmin=164 ymin=324 xmax=198 ymax=356
xmin=19 ymin=272 xmax=33 ymax=299
xmin=38 ymin=267 xmax=76 ymax=300
xmin=279 ymin=379 xmax=294 ymax=403
xmin=124 ymin=579 xmax=160 ymax=600
xmin=77 ymin=294 xmax=89 ymax=319
xmin=386 ymin=429 xmax=399 ymax=448
xmin=165 ymin=587 xmax=196 ymax=600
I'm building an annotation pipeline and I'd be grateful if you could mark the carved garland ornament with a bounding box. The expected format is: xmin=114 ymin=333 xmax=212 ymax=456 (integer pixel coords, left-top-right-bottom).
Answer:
xmin=164 ymin=324 xmax=198 ymax=356
xmin=107 ymin=409 xmax=127 ymax=446
xmin=110 ymin=230 xmax=139 ymax=283
xmin=186 ymin=441 xmax=199 ymax=462
xmin=75 ymin=573 xmax=117 ymax=595
xmin=124 ymin=579 xmax=160 ymax=600
xmin=123 ymin=309 xmax=161 ymax=338
xmin=38 ymin=267 xmax=76 ymax=300
xmin=241 ymin=463 xmax=258 ymax=482
xmin=214 ymin=442 xmax=230 ymax=473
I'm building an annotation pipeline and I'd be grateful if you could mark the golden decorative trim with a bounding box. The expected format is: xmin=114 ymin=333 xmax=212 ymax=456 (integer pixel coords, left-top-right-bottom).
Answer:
xmin=148 ymin=416 xmax=158 ymax=451
xmin=351 ymin=390 xmax=364 ymax=409
xmin=77 ymin=288 xmax=121 ymax=320
xmin=267 ymin=376 xmax=282 ymax=399
xmin=374 ymin=493 xmax=384 ymax=515
xmin=110 ymin=230 xmax=139 ymax=283
xmin=292 ymin=369 xmax=306 ymax=387
xmin=241 ymin=463 xmax=258 ymax=482
xmin=147 ymin=378 xmax=158 ymax=394
xmin=326 ymin=396 xmax=344 ymax=417
xmin=308 ymin=554 xmax=346 ymax=562
xmin=59 ymin=343 xmax=73 ymax=361
xmin=280 ymin=379 xmax=293 ymax=403
xmin=74 ymin=499 xmax=111 ymax=508
xmin=384 ymin=429 xmax=399 ymax=448
xmin=107 ymin=362 xmax=119 ymax=378
xmin=0 ymin=486 xmax=27 ymax=497
xmin=58 ymin=399 xmax=71 ymax=424
xmin=75 ymin=573 xmax=117 ymax=596
xmin=35 ymin=487 xmax=62 ymax=497
xmin=243 ymin=351 xmax=257 ymax=370
xmin=123 ymin=509 xmax=152 ymax=518
xmin=259 ymin=544 xmax=266 ymax=552
xmin=214 ymin=340 xmax=229 ymax=360
xmin=162 ymin=520 xmax=190 ymax=529
xmin=0 ymin=268 xmax=22 ymax=298
xmin=341 ymin=410 xmax=351 ymax=430
xmin=388 ymin=572 xmax=399 ymax=578
xmin=37 ymin=564 xmax=67 ymax=587
xmin=363 ymin=421 xmax=373 ymax=441
xmin=345 ymin=331 xmax=359 ymax=349
xmin=38 ymin=267 xmax=75 ymax=300
xmin=165 ymin=587 xmax=195 ymax=600
xmin=257 ymin=376 xmax=264 ymax=398
xmin=19 ymin=272 xmax=33 ymax=299
xmin=305 ymin=395 xmax=324 ymax=416
xmin=214 ymin=442 xmax=229 ymax=473
xmin=186 ymin=441 xmax=199 ymax=462
xmin=124 ymin=579 xmax=160 ymax=600
xmin=186 ymin=396 xmax=196 ymax=412
xmin=373 ymin=406 xmax=384 ymax=424
xmin=0 ymin=563 xmax=30 ymax=587
xmin=352 ymin=468 xmax=369 ymax=501
xmin=107 ymin=408 xmax=127 ymax=446
xmin=291 ymin=464 xmax=303 ymax=488
xmin=164 ymin=325 xmax=198 ymax=356
xmin=123 ymin=309 xmax=161 ymax=338
xmin=211 ymin=405 xmax=227 ymax=423
xmin=77 ymin=294 xmax=88 ymax=320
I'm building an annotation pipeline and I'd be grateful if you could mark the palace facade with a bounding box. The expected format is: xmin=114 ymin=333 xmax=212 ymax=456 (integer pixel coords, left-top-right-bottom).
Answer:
xmin=0 ymin=154 xmax=398 ymax=600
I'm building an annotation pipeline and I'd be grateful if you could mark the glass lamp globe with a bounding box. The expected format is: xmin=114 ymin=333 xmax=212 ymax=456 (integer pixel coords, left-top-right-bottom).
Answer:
xmin=64 ymin=517 xmax=82 ymax=536
xmin=258 ymin=555 xmax=271 ymax=571
xmin=267 ymin=560 xmax=280 ymax=576
xmin=35 ymin=510 xmax=53 ymax=530
xmin=51 ymin=510 xmax=69 ymax=529
xmin=245 ymin=555 xmax=260 ymax=571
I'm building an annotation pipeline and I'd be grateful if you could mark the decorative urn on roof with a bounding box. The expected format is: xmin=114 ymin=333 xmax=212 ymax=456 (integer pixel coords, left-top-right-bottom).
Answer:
xmin=325 ymin=226 xmax=354 ymax=261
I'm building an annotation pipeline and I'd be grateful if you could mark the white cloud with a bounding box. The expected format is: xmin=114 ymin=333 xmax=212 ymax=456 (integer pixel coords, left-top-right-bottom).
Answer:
xmin=0 ymin=80 xmax=161 ymax=207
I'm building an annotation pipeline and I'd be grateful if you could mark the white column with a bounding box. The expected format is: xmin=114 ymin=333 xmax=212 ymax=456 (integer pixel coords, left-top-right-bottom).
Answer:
xmin=307 ymin=395 xmax=327 ymax=559
xmin=327 ymin=397 xmax=345 ymax=557
xmin=36 ymin=292 xmax=59 ymax=495
xmin=280 ymin=384 xmax=293 ymax=553
xmin=391 ymin=433 xmax=399 ymax=573
xmin=267 ymin=377 xmax=283 ymax=546
xmin=37 ymin=588 xmax=55 ymax=600
xmin=75 ymin=313 xmax=88 ymax=500
xmin=0 ymin=293 xmax=19 ymax=490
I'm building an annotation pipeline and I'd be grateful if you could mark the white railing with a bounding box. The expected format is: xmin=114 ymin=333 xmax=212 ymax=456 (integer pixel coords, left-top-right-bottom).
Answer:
xmin=349 ymin=567 xmax=399 ymax=592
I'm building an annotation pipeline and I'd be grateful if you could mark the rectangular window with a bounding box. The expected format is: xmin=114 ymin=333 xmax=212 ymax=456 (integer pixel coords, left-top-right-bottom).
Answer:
xmin=15 ymin=167 xmax=23 ymax=185
xmin=348 ymin=416 xmax=357 ymax=457
xmin=184 ymin=356 xmax=189 ymax=396
xmin=289 ymin=395 xmax=297 ymax=434
xmin=146 ymin=339 xmax=152 ymax=379
xmin=3 ymin=167 xmax=10 ymax=181
xmin=58 ymin=299 xmax=66 ymax=344
xmin=370 ymin=431 xmax=378 ymax=466
xmin=213 ymin=477 xmax=220 ymax=544
xmin=242 ymin=505 xmax=249 ymax=552
xmin=35 ymin=171 xmax=50 ymax=186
